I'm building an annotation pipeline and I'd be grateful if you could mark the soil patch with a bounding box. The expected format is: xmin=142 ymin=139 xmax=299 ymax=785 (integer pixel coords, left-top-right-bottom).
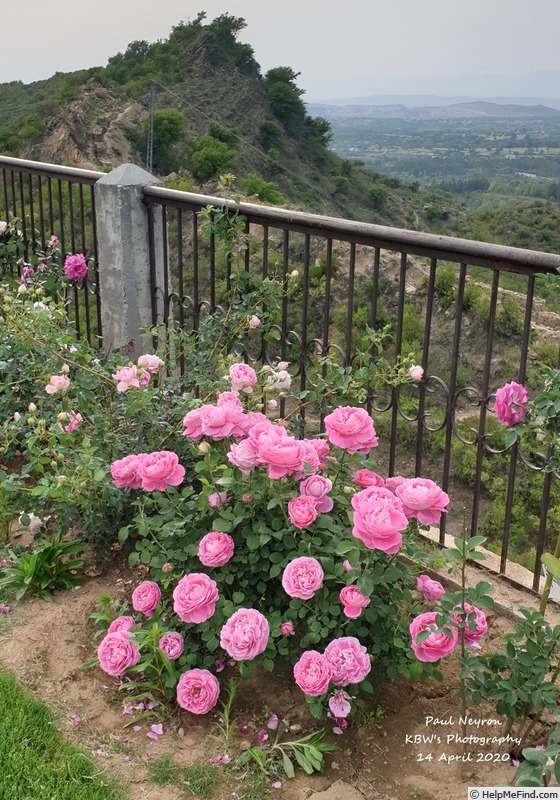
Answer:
xmin=0 ymin=571 xmax=540 ymax=800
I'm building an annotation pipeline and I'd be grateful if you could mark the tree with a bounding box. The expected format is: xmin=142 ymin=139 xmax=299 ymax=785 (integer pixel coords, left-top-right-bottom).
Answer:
xmin=145 ymin=109 xmax=185 ymax=174
xmin=190 ymin=136 xmax=237 ymax=183
xmin=265 ymin=67 xmax=305 ymax=132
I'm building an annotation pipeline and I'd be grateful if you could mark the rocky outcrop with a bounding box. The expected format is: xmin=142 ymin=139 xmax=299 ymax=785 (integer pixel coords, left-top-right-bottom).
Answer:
xmin=25 ymin=83 xmax=145 ymax=170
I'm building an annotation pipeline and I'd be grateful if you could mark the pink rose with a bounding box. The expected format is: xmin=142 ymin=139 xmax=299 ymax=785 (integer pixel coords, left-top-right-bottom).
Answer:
xmin=198 ymin=532 xmax=235 ymax=567
xmin=97 ymin=631 xmax=140 ymax=676
xmin=299 ymin=475 xmax=333 ymax=512
xmin=240 ymin=411 xmax=269 ymax=435
xmin=282 ymin=557 xmax=324 ymax=600
xmin=351 ymin=486 xmax=409 ymax=553
xmin=132 ymin=580 xmax=161 ymax=618
xmin=173 ymin=573 xmax=219 ymax=624
xmin=138 ymin=369 xmax=151 ymax=388
xmin=162 ymin=562 xmax=173 ymax=573
xmin=229 ymin=363 xmax=258 ymax=394
xmin=246 ymin=419 xmax=283 ymax=445
xmin=301 ymin=438 xmax=331 ymax=470
xmin=287 ymin=496 xmax=318 ymax=529
xmin=182 ymin=406 xmax=209 ymax=440
xmin=110 ymin=454 xmax=146 ymax=489
xmin=228 ymin=439 xmax=259 ymax=474
xmin=454 ymin=603 xmax=487 ymax=647
xmin=217 ymin=391 xmax=244 ymax=408
xmin=416 ymin=574 xmax=445 ymax=602
xmin=339 ymin=585 xmax=370 ymax=619
xmin=409 ymin=365 xmax=424 ymax=381
xmin=50 ymin=234 xmax=59 ymax=245
xmin=107 ymin=616 xmax=137 ymax=635
xmin=295 ymin=440 xmax=320 ymax=478
xmin=137 ymin=354 xmax=164 ymax=373
xmin=64 ymin=253 xmax=88 ymax=281
xmin=137 ymin=451 xmax=185 ymax=492
xmin=329 ymin=689 xmax=352 ymax=718
xmin=385 ymin=475 xmax=406 ymax=493
xmin=112 ymin=365 xmax=140 ymax=392
xmin=293 ymin=650 xmax=333 ymax=696
xmin=220 ymin=608 xmax=270 ymax=661
xmin=342 ymin=560 xmax=361 ymax=572
xmin=493 ymin=381 xmax=528 ymax=426
xmin=248 ymin=315 xmax=261 ymax=329
xmin=208 ymin=492 xmax=230 ymax=509
xmin=280 ymin=621 xmax=294 ymax=636
xmin=324 ymin=406 xmax=378 ymax=454
xmin=159 ymin=632 xmax=184 ymax=660
xmin=200 ymin=402 xmax=246 ymax=440
xmin=57 ymin=411 xmax=82 ymax=434
xmin=409 ymin=611 xmax=458 ymax=662
xmin=324 ymin=636 xmax=371 ymax=687
xmin=395 ymin=478 xmax=450 ymax=525
xmin=45 ymin=374 xmax=70 ymax=394
xmin=176 ymin=669 xmax=220 ymax=714
xmin=353 ymin=469 xmax=384 ymax=489
xmin=258 ymin=432 xmax=305 ymax=479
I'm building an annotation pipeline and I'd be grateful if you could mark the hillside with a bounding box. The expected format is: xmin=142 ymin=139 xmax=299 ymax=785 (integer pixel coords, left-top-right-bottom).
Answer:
xmin=307 ymin=101 xmax=560 ymax=120
xmin=0 ymin=13 xmax=465 ymax=233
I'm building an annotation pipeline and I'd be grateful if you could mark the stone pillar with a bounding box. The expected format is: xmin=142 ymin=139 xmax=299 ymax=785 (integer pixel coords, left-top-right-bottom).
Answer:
xmin=94 ymin=163 xmax=166 ymax=358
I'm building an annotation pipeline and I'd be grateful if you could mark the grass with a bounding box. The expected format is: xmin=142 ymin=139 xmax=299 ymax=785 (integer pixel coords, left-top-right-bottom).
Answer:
xmin=0 ymin=670 xmax=123 ymax=800
xmin=150 ymin=756 xmax=218 ymax=798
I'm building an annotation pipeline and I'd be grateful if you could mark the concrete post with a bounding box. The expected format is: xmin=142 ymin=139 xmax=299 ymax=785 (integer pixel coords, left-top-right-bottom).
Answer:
xmin=94 ymin=163 xmax=167 ymax=358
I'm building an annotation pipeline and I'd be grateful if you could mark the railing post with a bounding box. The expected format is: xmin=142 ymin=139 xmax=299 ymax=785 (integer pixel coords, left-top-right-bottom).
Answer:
xmin=94 ymin=163 xmax=166 ymax=357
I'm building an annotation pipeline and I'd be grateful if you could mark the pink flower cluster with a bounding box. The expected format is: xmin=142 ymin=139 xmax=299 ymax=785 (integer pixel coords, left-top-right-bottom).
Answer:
xmin=493 ymin=381 xmax=528 ymax=426
xmin=112 ymin=354 xmax=163 ymax=393
xmin=64 ymin=254 xmax=88 ymax=281
xmin=185 ymin=398 xmax=331 ymax=485
xmin=110 ymin=451 xmax=185 ymax=492
xmin=294 ymin=636 xmax=371 ymax=696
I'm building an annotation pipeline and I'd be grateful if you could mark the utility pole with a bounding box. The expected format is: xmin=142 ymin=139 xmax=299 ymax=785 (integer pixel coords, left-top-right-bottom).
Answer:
xmin=146 ymin=81 xmax=155 ymax=173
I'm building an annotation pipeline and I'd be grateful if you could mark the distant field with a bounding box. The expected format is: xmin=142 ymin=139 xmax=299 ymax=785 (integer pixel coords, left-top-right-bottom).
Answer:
xmin=325 ymin=116 xmax=560 ymax=185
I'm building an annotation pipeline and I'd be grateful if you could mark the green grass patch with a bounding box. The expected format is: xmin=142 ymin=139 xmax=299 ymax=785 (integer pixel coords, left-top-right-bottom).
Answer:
xmin=0 ymin=670 xmax=123 ymax=800
xmin=180 ymin=764 xmax=219 ymax=798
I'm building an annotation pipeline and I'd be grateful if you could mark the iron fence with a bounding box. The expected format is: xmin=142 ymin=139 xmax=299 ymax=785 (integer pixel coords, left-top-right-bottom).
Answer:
xmin=143 ymin=184 xmax=560 ymax=590
xmin=0 ymin=155 xmax=103 ymax=345
xmin=2 ymin=152 xmax=560 ymax=590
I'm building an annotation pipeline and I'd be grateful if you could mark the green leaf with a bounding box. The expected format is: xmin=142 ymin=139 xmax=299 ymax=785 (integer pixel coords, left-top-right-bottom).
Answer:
xmin=542 ymin=553 xmax=560 ymax=578
xmin=128 ymin=552 xmax=139 ymax=567
xmin=282 ymin=752 xmax=295 ymax=778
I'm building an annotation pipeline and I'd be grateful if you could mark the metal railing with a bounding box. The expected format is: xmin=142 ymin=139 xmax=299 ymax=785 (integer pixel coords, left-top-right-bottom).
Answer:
xmin=143 ymin=185 xmax=560 ymax=590
xmin=0 ymin=156 xmax=104 ymax=344
xmin=2 ymin=153 xmax=560 ymax=590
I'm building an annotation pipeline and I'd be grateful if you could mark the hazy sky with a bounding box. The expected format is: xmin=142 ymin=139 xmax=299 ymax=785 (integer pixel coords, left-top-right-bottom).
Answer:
xmin=3 ymin=0 xmax=560 ymax=99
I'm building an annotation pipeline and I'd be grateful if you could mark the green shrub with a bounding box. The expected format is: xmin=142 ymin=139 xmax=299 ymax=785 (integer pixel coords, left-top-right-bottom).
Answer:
xmin=435 ymin=264 xmax=456 ymax=309
xmin=241 ymin=174 xmax=285 ymax=205
xmin=190 ymin=136 xmax=237 ymax=183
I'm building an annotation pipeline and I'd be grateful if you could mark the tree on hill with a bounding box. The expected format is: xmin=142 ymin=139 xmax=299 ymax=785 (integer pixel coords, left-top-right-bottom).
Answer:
xmin=265 ymin=67 xmax=306 ymax=133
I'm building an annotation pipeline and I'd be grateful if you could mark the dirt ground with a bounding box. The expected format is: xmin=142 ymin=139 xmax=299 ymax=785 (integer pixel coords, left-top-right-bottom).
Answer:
xmin=0 ymin=565 xmax=541 ymax=800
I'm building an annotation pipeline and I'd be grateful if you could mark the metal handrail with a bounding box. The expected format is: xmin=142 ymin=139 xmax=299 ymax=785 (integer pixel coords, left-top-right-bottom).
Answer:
xmin=143 ymin=184 xmax=560 ymax=273
xmin=0 ymin=155 xmax=103 ymax=186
